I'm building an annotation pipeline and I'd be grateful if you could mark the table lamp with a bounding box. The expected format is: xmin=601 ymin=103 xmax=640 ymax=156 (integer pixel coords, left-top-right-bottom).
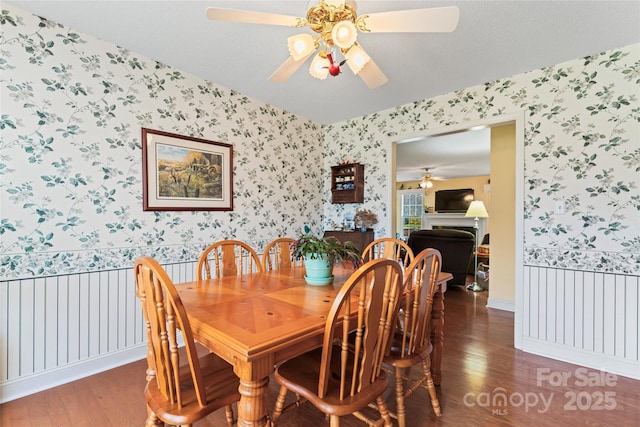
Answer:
xmin=465 ymin=200 xmax=489 ymax=292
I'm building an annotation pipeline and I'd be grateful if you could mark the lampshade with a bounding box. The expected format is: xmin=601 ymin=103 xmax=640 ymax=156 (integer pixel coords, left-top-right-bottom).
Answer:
xmin=309 ymin=52 xmax=329 ymax=79
xmin=344 ymin=43 xmax=370 ymax=74
xmin=465 ymin=200 xmax=489 ymax=218
xmin=331 ymin=20 xmax=357 ymax=49
xmin=287 ymin=34 xmax=315 ymax=61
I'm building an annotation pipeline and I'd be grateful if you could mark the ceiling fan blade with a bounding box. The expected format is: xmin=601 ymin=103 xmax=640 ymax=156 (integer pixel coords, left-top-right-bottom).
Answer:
xmin=268 ymin=52 xmax=313 ymax=83
xmin=206 ymin=7 xmax=301 ymax=27
xmin=360 ymin=6 xmax=460 ymax=33
xmin=358 ymin=57 xmax=388 ymax=89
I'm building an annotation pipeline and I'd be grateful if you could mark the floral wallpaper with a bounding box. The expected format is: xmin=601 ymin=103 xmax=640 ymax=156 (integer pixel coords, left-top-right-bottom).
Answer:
xmin=323 ymin=45 xmax=640 ymax=275
xmin=1 ymin=4 xmax=638 ymax=281
xmin=0 ymin=5 xmax=325 ymax=280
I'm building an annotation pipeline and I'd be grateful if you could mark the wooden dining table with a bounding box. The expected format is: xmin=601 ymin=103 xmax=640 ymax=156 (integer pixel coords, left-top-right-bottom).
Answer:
xmin=175 ymin=263 xmax=452 ymax=427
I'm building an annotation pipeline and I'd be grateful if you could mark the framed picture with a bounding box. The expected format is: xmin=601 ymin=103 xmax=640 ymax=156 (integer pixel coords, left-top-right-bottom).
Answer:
xmin=141 ymin=128 xmax=233 ymax=211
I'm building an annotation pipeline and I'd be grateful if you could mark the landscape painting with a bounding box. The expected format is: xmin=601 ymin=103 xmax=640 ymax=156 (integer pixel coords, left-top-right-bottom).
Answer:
xmin=142 ymin=128 xmax=233 ymax=211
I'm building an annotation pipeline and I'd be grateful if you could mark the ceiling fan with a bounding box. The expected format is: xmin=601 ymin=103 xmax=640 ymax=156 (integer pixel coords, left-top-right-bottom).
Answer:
xmin=206 ymin=1 xmax=459 ymax=88
xmin=420 ymin=168 xmax=434 ymax=188
xmin=420 ymin=167 xmax=449 ymax=188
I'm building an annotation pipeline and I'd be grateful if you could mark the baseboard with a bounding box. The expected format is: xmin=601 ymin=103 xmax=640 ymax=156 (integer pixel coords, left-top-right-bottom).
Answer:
xmin=520 ymin=337 xmax=640 ymax=381
xmin=0 ymin=344 xmax=148 ymax=403
xmin=487 ymin=297 xmax=515 ymax=312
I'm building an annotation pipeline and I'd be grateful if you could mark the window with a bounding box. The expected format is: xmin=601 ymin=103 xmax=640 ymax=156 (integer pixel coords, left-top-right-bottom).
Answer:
xmin=401 ymin=191 xmax=423 ymax=238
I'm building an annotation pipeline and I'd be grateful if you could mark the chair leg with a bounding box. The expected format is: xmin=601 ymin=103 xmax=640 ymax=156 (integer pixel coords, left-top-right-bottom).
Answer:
xmin=394 ymin=367 xmax=407 ymax=427
xmin=375 ymin=395 xmax=394 ymax=427
xmin=225 ymin=404 xmax=235 ymax=426
xmin=421 ymin=359 xmax=442 ymax=417
xmin=146 ymin=406 xmax=164 ymax=426
xmin=271 ymin=385 xmax=288 ymax=426
xmin=329 ymin=414 xmax=340 ymax=427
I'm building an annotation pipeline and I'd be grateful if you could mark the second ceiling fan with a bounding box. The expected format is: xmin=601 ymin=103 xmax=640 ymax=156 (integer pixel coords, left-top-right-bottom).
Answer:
xmin=207 ymin=1 xmax=459 ymax=88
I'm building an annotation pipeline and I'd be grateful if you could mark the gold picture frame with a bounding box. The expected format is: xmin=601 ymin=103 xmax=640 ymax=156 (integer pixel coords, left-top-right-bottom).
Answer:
xmin=141 ymin=128 xmax=233 ymax=211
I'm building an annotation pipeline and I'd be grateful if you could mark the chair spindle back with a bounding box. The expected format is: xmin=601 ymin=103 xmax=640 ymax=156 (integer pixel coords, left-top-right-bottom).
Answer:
xmin=134 ymin=257 xmax=207 ymax=408
xmin=318 ymin=258 xmax=403 ymax=400
xmin=399 ymin=248 xmax=442 ymax=356
xmin=363 ymin=237 xmax=415 ymax=269
xmin=197 ymin=239 xmax=263 ymax=280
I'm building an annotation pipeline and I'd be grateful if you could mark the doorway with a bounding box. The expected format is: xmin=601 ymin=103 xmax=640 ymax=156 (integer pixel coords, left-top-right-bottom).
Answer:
xmin=389 ymin=112 xmax=525 ymax=348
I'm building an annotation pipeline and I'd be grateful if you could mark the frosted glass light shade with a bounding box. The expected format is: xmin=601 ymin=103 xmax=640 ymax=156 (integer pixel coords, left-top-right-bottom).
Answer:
xmin=309 ymin=53 xmax=329 ymax=79
xmin=344 ymin=43 xmax=370 ymax=74
xmin=465 ymin=200 xmax=488 ymax=218
xmin=331 ymin=20 xmax=357 ymax=48
xmin=287 ymin=34 xmax=315 ymax=61
xmin=420 ymin=179 xmax=433 ymax=189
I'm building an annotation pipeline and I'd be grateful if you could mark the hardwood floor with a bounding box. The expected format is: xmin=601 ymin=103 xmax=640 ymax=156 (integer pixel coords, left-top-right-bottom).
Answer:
xmin=2 ymin=278 xmax=639 ymax=426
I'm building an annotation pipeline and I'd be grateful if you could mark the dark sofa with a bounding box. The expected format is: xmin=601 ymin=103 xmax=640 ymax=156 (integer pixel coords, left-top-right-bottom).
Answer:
xmin=407 ymin=229 xmax=475 ymax=287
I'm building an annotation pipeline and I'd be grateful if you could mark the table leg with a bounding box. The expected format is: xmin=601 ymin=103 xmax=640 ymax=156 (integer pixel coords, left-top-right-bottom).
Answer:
xmin=234 ymin=357 xmax=274 ymax=427
xmin=430 ymin=285 xmax=444 ymax=385
xmin=237 ymin=378 xmax=269 ymax=427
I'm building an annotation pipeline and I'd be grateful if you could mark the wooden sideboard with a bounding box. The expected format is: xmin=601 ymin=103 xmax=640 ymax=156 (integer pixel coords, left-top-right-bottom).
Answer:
xmin=323 ymin=230 xmax=374 ymax=255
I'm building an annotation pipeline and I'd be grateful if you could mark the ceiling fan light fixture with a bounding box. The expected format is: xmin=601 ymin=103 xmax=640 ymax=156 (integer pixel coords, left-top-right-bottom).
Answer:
xmin=207 ymin=3 xmax=458 ymax=87
xmin=344 ymin=43 xmax=370 ymax=74
xmin=420 ymin=178 xmax=433 ymax=189
xmin=287 ymin=33 xmax=316 ymax=60
xmin=420 ymin=170 xmax=434 ymax=188
xmin=309 ymin=52 xmax=330 ymax=79
xmin=331 ymin=20 xmax=357 ymax=48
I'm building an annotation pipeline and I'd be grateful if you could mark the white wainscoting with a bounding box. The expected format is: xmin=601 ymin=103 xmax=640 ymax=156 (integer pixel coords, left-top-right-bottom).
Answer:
xmin=521 ymin=266 xmax=639 ymax=380
xmin=3 ymin=261 xmax=638 ymax=402
xmin=0 ymin=261 xmax=196 ymax=403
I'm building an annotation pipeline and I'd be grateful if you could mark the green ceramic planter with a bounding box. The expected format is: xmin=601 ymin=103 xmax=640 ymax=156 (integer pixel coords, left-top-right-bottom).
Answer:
xmin=303 ymin=256 xmax=334 ymax=285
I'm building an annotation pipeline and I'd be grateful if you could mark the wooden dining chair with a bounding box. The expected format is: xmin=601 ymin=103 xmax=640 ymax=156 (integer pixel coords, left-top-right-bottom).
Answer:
xmin=261 ymin=237 xmax=301 ymax=271
xmin=271 ymin=258 xmax=403 ymax=427
xmin=133 ymin=257 xmax=240 ymax=427
xmin=384 ymin=248 xmax=443 ymax=427
xmin=196 ymin=239 xmax=263 ymax=280
xmin=362 ymin=237 xmax=415 ymax=269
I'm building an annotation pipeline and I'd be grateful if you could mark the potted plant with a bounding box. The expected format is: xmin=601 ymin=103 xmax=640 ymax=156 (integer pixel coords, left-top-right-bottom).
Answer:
xmin=291 ymin=233 xmax=362 ymax=285
xmin=353 ymin=208 xmax=378 ymax=231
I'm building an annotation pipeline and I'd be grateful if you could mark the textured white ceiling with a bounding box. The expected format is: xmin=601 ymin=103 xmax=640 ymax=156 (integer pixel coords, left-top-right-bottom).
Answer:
xmin=396 ymin=127 xmax=491 ymax=182
xmin=8 ymin=1 xmax=639 ymax=180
